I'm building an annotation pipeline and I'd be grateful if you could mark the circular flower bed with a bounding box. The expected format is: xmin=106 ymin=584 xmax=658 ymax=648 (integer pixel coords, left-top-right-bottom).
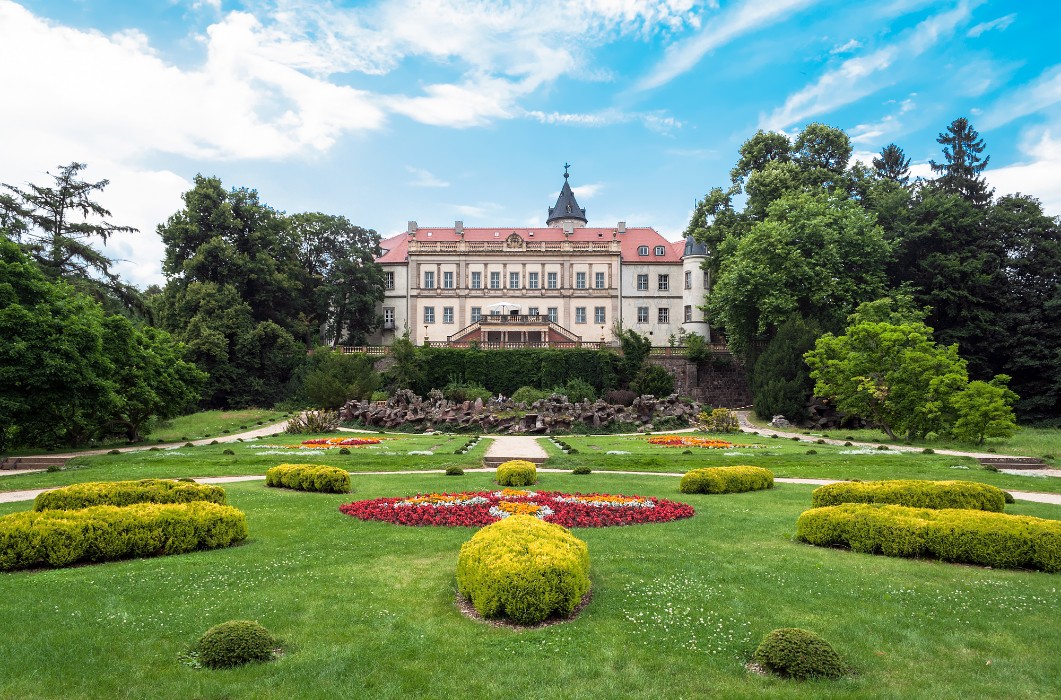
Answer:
xmin=261 ymin=437 xmax=385 ymax=450
xmin=339 ymin=489 xmax=693 ymax=528
xmin=646 ymin=435 xmax=757 ymax=449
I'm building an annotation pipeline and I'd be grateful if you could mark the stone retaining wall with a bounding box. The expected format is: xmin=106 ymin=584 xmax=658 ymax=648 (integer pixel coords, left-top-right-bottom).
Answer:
xmin=646 ymin=355 xmax=752 ymax=408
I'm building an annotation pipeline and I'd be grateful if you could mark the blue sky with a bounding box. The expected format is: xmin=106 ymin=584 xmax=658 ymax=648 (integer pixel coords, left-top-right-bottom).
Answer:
xmin=2 ymin=0 xmax=1060 ymax=287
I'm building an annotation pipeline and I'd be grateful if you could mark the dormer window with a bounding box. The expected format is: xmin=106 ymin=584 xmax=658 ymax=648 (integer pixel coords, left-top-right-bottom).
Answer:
xmin=654 ymin=246 xmax=665 ymax=256
xmin=426 ymin=231 xmax=432 ymax=237
xmin=638 ymin=246 xmax=649 ymax=256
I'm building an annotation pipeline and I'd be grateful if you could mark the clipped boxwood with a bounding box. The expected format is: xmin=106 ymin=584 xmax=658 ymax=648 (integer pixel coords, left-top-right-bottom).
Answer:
xmin=197 ymin=620 xmax=278 ymax=669
xmin=265 ymin=464 xmax=351 ymax=494
xmin=34 ymin=478 xmax=226 ymax=511
xmin=679 ymin=466 xmax=774 ymax=494
xmin=457 ymin=515 xmax=590 ymax=625
xmin=810 ymin=479 xmax=1005 ymax=512
xmin=754 ymin=628 xmax=846 ymax=680
xmin=495 ymin=460 xmax=537 ymax=487
xmin=796 ymin=504 xmax=1061 ymax=572
xmin=0 ymin=501 xmax=248 ymax=571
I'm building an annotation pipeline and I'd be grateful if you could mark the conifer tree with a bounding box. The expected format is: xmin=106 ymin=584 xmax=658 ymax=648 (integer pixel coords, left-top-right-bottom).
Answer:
xmin=873 ymin=143 xmax=912 ymax=185
xmin=929 ymin=118 xmax=993 ymax=205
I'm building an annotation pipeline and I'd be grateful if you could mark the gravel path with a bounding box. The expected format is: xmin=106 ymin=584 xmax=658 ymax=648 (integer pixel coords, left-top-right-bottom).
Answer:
xmin=484 ymin=436 xmax=548 ymax=461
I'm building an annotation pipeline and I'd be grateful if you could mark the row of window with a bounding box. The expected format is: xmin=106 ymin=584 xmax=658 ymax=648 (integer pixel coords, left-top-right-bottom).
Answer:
xmin=411 ymin=306 xmax=694 ymax=325
xmin=637 ymin=245 xmax=668 ymax=256
xmin=387 ymin=269 xmax=710 ymax=292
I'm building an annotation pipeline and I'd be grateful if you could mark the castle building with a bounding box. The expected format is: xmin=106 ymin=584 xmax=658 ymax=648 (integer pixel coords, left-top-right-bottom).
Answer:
xmin=369 ymin=168 xmax=711 ymax=346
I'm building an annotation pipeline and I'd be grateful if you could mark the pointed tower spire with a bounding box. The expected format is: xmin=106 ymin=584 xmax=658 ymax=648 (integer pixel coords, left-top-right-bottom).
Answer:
xmin=546 ymin=163 xmax=588 ymax=227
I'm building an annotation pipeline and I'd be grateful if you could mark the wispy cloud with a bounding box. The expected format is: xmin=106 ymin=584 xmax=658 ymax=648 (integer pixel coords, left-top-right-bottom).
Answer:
xmin=572 ymin=183 xmax=605 ymax=199
xmin=848 ymin=96 xmax=916 ymax=144
xmin=967 ymin=12 xmax=1015 ymax=38
xmin=981 ymin=64 xmax=1061 ymax=129
xmin=407 ymin=166 xmax=449 ymax=188
xmin=523 ymin=108 xmax=682 ymax=133
xmin=830 ymin=38 xmax=861 ymax=54
xmin=635 ymin=0 xmax=818 ymax=92
xmin=450 ymin=202 xmax=504 ymax=219
xmin=760 ymin=1 xmax=974 ymax=131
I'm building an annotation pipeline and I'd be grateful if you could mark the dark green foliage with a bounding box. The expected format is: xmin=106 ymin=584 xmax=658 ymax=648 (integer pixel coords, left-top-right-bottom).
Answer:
xmin=34 ymin=479 xmax=226 ymax=511
xmin=603 ymin=389 xmax=637 ymax=406
xmin=810 ymin=480 xmax=1006 ymax=512
xmin=445 ymin=466 xmax=465 ymax=476
xmin=557 ymin=378 xmax=597 ymax=403
xmin=284 ymin=410 xmax=340 ymax=434
xmin=512 ymin=386 xmax=549 ymax=405
xmin=873 ymin=143 xmax=912 ymax=185
xmin=929 ymin=117 xmax=993 ymax=206
xmin=751 ymin=316 xmax=820 ymax=421
xmin=630 ymin=364 xmax=674 ymax=397
xmin=680 ymin=466 xmax=774 ymax=494
xmin=442 ymin=382 xmax=492 ymax=403
xmin=0 ymin=501 xmax=248 ymax=570
xmin=298 ymin=350 xmax=380 ymax=409
xmin=754 ymin=628 xmax=846 ymax=680
xmin=796 ymin=503 xmax=1061 ymax=572
xmin=338 ymin=447 xmax=351 ymax=455
xmin=107 ymin=449 xmax=121 ymax=455
xmin=1003 ymin=491 xmax=1015 ymax=505
xmin=572 ymin=466 xmax=592 ymax=475
xmin=618 ymin=329 xmax=652 ymax=387
xmin=196 ymin=620 xmax=278 ymax=670
xmin=221 ymin=449 xmax=235 ymax=455
xmin=265 ymin=464 xmax=351 ymax=493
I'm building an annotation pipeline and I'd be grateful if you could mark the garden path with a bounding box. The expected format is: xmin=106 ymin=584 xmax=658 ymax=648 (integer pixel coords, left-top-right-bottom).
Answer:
xmin=484 ymin=436 xmax=549 ymax=461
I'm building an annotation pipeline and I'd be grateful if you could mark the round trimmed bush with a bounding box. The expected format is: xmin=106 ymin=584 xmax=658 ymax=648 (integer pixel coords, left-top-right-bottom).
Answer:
xmin=265 ymin=464 xmax=351 ymax=493
xmin=495 ymin=460 xmax=537 ymax=486
xmin=810 ymin=480 xmax=1006 ymax=512
xmin=222 ymin=448 xmax=235 ymax=456
xmin=572 ymin=466 xmax=592 ymax=475
xmin=446 ymin=466 xmax=465 ymax=476
xmin=457 ymin=515 xmax=590 ymax=625
xmin=680 ymin=466 xmax=774 ymax=494
xmin=754 ymin=628 xmax=845 ymax=680
xmin=197 ymin=620 xmax=277 ymax=669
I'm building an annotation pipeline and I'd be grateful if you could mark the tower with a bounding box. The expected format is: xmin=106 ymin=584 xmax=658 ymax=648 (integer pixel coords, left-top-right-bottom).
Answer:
xmin=546 ymin=163 xmax=588 ymax=228
xmin=681 ymin=236 xmax=711 ymax=341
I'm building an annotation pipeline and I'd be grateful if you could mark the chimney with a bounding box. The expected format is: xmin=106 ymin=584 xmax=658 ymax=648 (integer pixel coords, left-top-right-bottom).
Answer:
xmin=407 ymin=221 xmax=418 ymax=235
xmin=454 ymin=220 xmax=464 ymax=236
xmin=617 ymin=221 xmax=626 ymax=234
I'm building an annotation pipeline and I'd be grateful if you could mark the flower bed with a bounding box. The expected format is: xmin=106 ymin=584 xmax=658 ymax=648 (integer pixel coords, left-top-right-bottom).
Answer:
xmin=340 ymin=489 xmax=693 ymax=528
xmin=646 ymin=435 xmax=757 ymax=449
xmin=261 ymin=436 xmax=384 ymax=450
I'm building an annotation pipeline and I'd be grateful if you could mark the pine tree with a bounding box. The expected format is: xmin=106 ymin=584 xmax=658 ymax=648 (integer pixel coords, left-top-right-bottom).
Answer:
xmin=872 ymin=143 xmax=912 ymax=185
xmin=929 ymin=118 xmax=993 ymax=206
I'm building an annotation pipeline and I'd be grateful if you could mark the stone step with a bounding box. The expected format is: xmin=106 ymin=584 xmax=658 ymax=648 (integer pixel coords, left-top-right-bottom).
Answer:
xmin=0 ymin=456 xmax=69 ymax=470
xmin=976 ymin=456 xmax=1048 ymax=470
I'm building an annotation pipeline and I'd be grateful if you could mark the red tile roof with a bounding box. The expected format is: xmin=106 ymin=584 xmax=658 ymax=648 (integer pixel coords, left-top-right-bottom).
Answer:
xmin=376 ymin=227 xmax=684 ymax=264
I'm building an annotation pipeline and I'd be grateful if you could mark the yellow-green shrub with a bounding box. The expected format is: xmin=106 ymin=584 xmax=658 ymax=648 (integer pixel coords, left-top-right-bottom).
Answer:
xmin=33 ymin=479 xmax=226 ymax=511
xmin=457 ymin=515 xmax=590 ymax=625
xmin=679 ymin=466 xmax=774 ymax=494
xmin=796 ymin=504 xmax=1061 ymax=572
xmin=0 ymin=501 xmax=248 ymax=571
xmin=495 ymin=460 xmax=537 ymax=487
xmin=811 ymin=480 xmax=1005 ymax=512
xmin=265 ymin=464 xmax=351 ymax=493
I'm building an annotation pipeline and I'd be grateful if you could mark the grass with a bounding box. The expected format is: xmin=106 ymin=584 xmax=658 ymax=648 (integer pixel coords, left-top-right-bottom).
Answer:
xmin=0 ymin=471 xmax=1058 ymax=699
xmin=740 ymin=413 xmax=1061 ymax=460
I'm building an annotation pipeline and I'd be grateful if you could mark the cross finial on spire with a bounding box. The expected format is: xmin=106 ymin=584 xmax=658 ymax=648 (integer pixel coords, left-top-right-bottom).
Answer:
xmin=563 ymin=162 xmax=571 ymax=178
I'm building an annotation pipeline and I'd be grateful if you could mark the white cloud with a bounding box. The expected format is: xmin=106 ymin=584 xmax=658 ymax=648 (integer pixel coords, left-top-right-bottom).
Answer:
xmin=635 ymin=0 xmax=819 ymax=92
xmin=524 ymin=108 xmax=682 ymax=133
xmin=449 ymin=202 xmax=505 ymax=220
xmin=406 ymin=167 xmax=450 ymax=188
xmin=987 ymin=128 xmax=1061 ymax=216
xmin=981 ymin=64 xmax=1061 ymax=129
xmin=966 ymin=12 xmax=1015 ymax=38
xmin=760 ymin=1 xmax=974 ymax=131
xmin=572 ymin=183 xmax=605 ymax=199
xmin=848 ymin=97 xmax=916 ymax=145
xmin=830 ymin=38 xmax=861 ymax=54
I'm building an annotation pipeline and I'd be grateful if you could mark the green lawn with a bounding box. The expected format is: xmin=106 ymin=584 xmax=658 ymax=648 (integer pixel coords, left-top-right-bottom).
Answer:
xmin=0 ymin=471 xmax=1058 ymax=699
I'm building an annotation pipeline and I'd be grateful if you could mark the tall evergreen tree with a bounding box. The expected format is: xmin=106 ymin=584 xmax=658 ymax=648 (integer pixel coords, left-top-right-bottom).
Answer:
xmin=873 ymin=143 xmax=912 ymax=185
xmin=929 ymin=118 xmax=993 ymax=206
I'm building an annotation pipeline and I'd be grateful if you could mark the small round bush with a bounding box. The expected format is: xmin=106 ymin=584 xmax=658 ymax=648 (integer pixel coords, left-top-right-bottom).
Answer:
xmin=1043 ymin=454 xmax=1055 ymax=460
xmin=446 ymin=466 xmax=465 ymax=476
xmin=1003 ymin=490 xmax=1015 ymax=504
xmin=108 ymin=449 xmax=121 ymax=455
xmin=806 ymin=449 xmax=817 ymax=455
xmin=843 ymin=441 xmax=852 ymax=446
xmin=457 ymin=515 xmax=590 ymax=625
xmin=496 ymin=460 xmax=537 ymax=486
xmin=572 ymin=466 xmax=592 ymax=475
xmin=149 ymin=447 xmax=160 ymax=451
xmin=239 ymin=425 xmax=247 ymax=429
xmin=923 ymin=448 xmax=935 ymax=454
xmin=222 ymin=448 xmax=235 ymax=456
xmin=184 ymin=442 xmax=195 ymax=448
xmin=680 ymin=466 xmax=774 ymax=494
xmin=815 ymin=439 xmax=825 ymax=445
xmin=339 ymin=447 xmax=351 ymax=455
xmin=754 ymin=628 xmax=845 ymax=680
xmin=682 ymin=449 xmax=693 ymax=455
xmin=210 ymin=440 xmax=219 ymax=445
xmin=222 ymin=429 xmax=230 ymax=434
xmin=197 ymin=620 xmax=277 ymax=669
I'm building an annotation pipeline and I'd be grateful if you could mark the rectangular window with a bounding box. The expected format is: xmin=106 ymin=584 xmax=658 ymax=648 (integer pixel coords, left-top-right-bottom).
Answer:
xmin=385 ymin=271 xmax=395 ymax=290
xmin=658 ymin=274 xmax=669 ymax=292
xmin=509 ymin=271 xmax=520 ymax=289
xmin=443 ymin=307 xmax=454 ymax=324
xmin=424 ymin=306 xmax=435 ymax=323
xmin=637 ymin=306 xmax=649 ymax=323
xmin=575 ymin=307 xmax=586 ymax=324
xmin=443 ymin=271 xmax=454 ymax=289
xmin=547 ymin=272 xmax=558 ymax=289
xmin=594 ymin=307 xmax=606 ymax=324
xmin=684 ymin=270 xmax=692 ymax=290
xmin=595 ymin=271 xmax=605 ymax=289
xmin=490 ymin=271 xmax=501 ymax=289
xmin=471 ymin=307 xmax=481 ymax=322
xmin=383 ymin=307 xmax=395 ymax=328
xmin=470 ymin=271 xmax=482 ymax=289
xmin=423 ymin=270 xmax=435 ymax=289
xmin=636 ymin=274 xmax=648 ymax=291
xmin=704 ymin=270 xmax=710 ymax=288
xmin=528 ymin=272 xmax=539 ymax=289
xmin=528 ymin=306 xmax=539 ymax=316
xmin=575 ymin=271 xmax=586 ymax=289
xmin=685 ymin=305 xmax=692 ymax=323
xmin=658 ymin=307 xmax=670 ymax=323
xmin=547 ymin=307 xmax=558 ymax=323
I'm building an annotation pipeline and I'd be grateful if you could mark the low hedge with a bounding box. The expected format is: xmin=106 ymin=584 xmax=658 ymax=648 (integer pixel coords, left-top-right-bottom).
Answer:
xmin=679 ymin=466 xmax=774 ymax=494
xmin=810 ymin=479 xmax=1005 ymax=512
xmin=34 ymin=479 xmax=226 ymax=511
xmin=265 ymin=464 xmax=351 ymax=494
xmin=0 ymin=501 xmax=248 ymax=571
xmin=495 ymin=460 xmax=537 ymax=487
xmin=796 ymin=503 xmax=1061 ymax=572
xmin=457 ymin=515 xmax=590 ymax=625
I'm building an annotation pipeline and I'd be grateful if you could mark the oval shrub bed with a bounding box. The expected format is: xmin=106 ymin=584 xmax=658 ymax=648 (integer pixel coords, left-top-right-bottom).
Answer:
xmin=495 ymin=460 xmax=537 ymax=486
xmin=33 ymin=479 xmax=226 ymax=511
xmin=810 ymin=479 xmax=1005 ymax=512
xmin=265 ymin=464 xmax=351 ymax=493
xmin=457 ymin=515 xmax=590 ymax=625
xmin=340 ymin=489 xmax=694 ymax=528
xmin=796 ymin=503 xmax=1061 ymax=572
xmin=0 ymin=501 xmax=248 ymax=571
xmin=680 ymin=466 xmax=774 ymax=494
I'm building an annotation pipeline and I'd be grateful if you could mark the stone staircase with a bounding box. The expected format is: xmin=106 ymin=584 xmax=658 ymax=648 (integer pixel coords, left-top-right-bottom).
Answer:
xmin=976 ymin=456 xmax=1050 ymax=471
xmin=0 ymin=455 xmax=68 ymax=471
xmin=482 ymin=456 xmax=548 ymax=469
